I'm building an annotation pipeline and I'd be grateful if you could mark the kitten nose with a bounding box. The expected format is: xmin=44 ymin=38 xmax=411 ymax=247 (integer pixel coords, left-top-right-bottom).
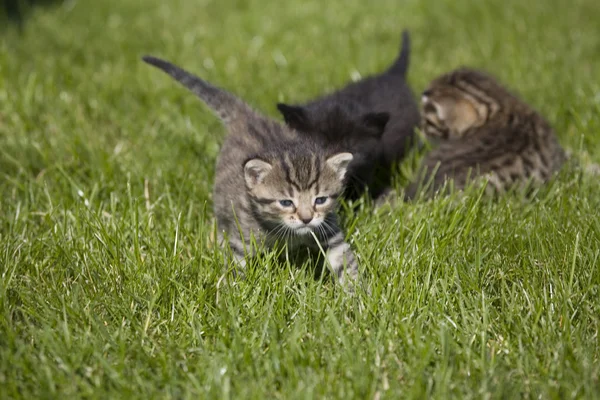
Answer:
xmin=422 ymin=89 xmax=433 ymax=97
xmin=300 ymin=217 xmax=313 ymax=225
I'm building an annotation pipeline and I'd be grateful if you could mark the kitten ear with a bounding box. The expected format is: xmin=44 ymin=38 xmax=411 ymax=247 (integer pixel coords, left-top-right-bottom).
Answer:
xmin=326 ymin=152 xmax=354 ymax=181
xmin=277 ymin=103 xmax=309 ymax=130
xmin=244 ymin=159 xmax=273 ymax=188
xmin=362 ymin=112 xmax=390 ymax=135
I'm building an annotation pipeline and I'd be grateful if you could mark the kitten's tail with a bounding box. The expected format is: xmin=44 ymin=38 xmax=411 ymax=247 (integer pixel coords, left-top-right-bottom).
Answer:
xmin=387 ymin=30 xmax=410 ymax=77
xmin=142 ymin=55 xmax=252 ymax=125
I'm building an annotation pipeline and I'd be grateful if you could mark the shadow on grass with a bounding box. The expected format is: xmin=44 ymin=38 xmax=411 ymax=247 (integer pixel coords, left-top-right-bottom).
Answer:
xmin=1 ymin=0 xmax=65 ymax=29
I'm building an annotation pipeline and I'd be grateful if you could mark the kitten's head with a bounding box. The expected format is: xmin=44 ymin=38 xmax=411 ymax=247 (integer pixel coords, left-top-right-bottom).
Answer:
xmin=421 ymin=68 xmax=504 ymax=140
xmin=244 ymin=143 xmax=353 ymax=236
xmin=277 ymin=102 xmax=389 ymax=166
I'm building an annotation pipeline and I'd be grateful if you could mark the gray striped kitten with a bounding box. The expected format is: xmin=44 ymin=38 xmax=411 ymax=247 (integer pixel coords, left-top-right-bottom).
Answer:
xmin=403 ymin=67 xmax=566 ymax=199
xmin=142 ymin=56 xmax=361 ymax=289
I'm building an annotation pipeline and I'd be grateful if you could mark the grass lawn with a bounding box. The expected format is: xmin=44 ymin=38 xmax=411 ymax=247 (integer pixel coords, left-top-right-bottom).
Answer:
xmin=1 ymin=0 xmax=600 ymax=398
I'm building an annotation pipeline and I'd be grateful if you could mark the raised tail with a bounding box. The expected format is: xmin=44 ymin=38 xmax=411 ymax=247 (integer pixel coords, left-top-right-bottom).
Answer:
xmin=142 ymin=55 xmax=251 ymax=124
xmin=387 ymin=30 xmax=410 ymax=77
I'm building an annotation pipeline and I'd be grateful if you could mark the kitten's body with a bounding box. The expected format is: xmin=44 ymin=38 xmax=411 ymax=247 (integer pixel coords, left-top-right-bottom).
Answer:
xmin=403 ymin=67 xmax=566 ymax=199
xmin=277 ymin=31 xmax=420 ymax=200
xmin=143 ymin=56 xmax=360 ymax=288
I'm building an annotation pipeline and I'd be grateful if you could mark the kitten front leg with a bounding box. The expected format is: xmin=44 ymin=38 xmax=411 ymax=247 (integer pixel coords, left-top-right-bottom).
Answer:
xmin=374 ymin=187 xmax=399 ymax=207
xmin=229 ymin=248 xmax=247 ymax=278
xmin=325 ymin=232 xmax=360 ymax=291
xmin=218 ymin=233 xmax=248 ymax=278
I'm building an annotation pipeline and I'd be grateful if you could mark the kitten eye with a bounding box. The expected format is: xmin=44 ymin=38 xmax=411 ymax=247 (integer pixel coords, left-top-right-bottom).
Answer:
xmin=279 ymin=199 xmax=294 ymax=207
xmin=314 ymin=196 xmax=328 ymax=205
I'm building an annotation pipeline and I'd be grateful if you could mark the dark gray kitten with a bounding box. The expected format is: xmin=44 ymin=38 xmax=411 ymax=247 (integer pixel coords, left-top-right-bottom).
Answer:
xmin=277 ymin=31 xmax=420 ymax=200
xmin=142 ymin=56 xmax=361 ymax=290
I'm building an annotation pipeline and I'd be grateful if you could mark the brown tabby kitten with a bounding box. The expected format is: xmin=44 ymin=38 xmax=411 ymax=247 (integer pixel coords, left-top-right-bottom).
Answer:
xmin=403 ymin=67 xmax=566 ymax=199
xmin=142 ymin=56 xmax=361 ymax=289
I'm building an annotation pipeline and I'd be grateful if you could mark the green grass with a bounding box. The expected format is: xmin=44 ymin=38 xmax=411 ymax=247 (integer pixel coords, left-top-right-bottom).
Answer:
xmin=1 ymin=0 xmax=600 ymax=398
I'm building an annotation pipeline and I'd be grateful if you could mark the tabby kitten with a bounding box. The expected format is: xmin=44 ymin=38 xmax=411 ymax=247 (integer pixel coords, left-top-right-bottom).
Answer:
xmin=403 ymin=67 xmax=566 ymax=199
xmin=277 ymin=31 xmax=420 ymax=200
xmin=142 ymin=56 xmax=361 ymax=289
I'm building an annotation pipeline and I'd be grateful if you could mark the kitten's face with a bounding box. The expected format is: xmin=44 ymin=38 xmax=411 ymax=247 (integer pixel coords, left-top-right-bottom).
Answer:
xmin=244 ymin=151 xmax=352 ymax=237
xmin=420 ymin=86 xmax=488 ymax=141
xmin=421 ymin=69 xmax=507 ymax=141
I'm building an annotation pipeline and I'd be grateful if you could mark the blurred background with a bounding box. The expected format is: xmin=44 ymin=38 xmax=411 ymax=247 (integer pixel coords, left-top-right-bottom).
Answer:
xmin=2 ymin=0 xmax=63 ymax=24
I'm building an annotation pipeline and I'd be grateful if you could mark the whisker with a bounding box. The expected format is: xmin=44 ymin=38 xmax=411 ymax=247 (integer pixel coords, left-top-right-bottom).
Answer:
xmin=271 ymin=224 xmax=286 ymax=243
xmin=322 ymin=220 xmax=337 ymax=239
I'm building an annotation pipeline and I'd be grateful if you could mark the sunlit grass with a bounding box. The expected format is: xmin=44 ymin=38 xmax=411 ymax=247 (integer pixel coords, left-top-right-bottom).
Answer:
xmin=1 ymin=0 xmax=599 ymax=398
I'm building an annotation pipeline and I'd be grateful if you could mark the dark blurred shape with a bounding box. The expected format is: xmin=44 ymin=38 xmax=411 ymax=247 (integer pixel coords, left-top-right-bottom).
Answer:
xmin=2 ymin=0 xmax=65 ymax=27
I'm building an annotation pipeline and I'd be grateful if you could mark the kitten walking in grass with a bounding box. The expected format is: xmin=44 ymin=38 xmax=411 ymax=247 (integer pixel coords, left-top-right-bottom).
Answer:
xmin=142 ymin=56 xmax=362 ymax=290
xmin=277 ymin=31 xmax=420 ymax=201
xmin=394 ymin=67 xmax=566 ymax=200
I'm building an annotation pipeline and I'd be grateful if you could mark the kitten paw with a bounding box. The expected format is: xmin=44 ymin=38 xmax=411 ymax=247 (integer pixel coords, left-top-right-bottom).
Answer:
xmin=373 ymin=188 xmax=398 ymax=209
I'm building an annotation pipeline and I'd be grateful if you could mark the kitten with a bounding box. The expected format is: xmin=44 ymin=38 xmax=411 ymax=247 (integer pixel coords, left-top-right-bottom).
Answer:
xmin=402 ymin=67 xmax=566 ymax=199
xmin=277 ymin=31 xmax=420 ymax=200
xmin=142 ymin=56 xmax=361 ymax=289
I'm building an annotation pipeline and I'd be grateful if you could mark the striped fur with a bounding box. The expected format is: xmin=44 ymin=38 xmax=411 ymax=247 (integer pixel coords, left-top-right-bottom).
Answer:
xmin=404 ymin=68 xmax=566 ymax=199
xmin=142 ymin=56 xmax=360 ymax=290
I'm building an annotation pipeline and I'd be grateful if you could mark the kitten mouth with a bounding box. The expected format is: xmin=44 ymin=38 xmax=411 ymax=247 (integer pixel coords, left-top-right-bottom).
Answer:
xmin=293 ymin=226 xmax=314 ymax=235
